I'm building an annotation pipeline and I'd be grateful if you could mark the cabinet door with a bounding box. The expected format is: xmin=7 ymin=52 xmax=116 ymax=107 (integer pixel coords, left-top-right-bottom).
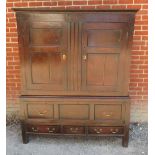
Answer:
xmin=18 ymin=14 xmax=70 ymax=92
xmin=80 ymin=22 xmax=129 ymax=95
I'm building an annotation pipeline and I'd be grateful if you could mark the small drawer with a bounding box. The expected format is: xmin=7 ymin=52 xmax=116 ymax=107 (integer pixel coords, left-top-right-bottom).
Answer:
xmin=27 ymin=125 xmax=60 ymax=134
xmin=63 ymin=126 xmax=85 ymax=134
xmin=27 ymin=104 xmax=54 ymax=119
xmin=88 ymin=126 xmax=123 ymax=135
xmin=95 ymin=104 xmax=122 ymax=121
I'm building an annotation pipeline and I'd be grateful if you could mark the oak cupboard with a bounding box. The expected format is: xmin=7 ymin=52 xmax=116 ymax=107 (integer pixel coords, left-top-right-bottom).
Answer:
xmin=13 ymin=8 xmax=137 ymax=147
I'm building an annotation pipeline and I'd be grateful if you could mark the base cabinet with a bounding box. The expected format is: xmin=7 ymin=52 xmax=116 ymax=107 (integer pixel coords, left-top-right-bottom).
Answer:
xmin=20 ymin=97 xmax=130 ymax=147
xmin=13 ymin=8 xmax=137 ymax=147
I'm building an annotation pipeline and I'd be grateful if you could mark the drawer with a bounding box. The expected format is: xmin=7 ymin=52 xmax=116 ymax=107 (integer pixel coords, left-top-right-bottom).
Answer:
xmin=27 ymin=104 xmax=54 ymax=119
xmin=63 ymin=126 xmax=85 ymax=134
xmin=88 ymin=126 xmax=123 ymax=135
xmin=27 ymin=125 xmax=60 ymax=134
xmin=94 ymin=104 xmax=123 ymax=121
xmin=59 ymin=104 xmax=89 ymax=120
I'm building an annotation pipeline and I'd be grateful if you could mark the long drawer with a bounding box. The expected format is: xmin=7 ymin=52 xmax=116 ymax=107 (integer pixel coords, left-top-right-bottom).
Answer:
xmin=88 ymin=126 xmax=124 ymax=135
xmin=27 ymin=103 xmax=54 ymax=119
xmin=27 ymin=125 xmax=61 ymax=134
xmin=63 ymin=126 xmax=86 ymax=134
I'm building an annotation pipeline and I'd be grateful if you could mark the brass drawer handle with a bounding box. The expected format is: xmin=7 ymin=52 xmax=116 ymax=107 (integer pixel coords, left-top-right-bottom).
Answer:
xmin=32 ymin=127 xmax=38 ymax=132
xmin=39 ymin=110 xmax=47 ymax=116
xmin=103 ymin=112 xmax=113 ymax=117
xmin=111 ymin=131 xmax=117 ymax=134
xmin=47 ymin=127 xmax=56 ymax=133
xmin=96 ymin=131 xmax=101 ymax=134
xmin=94 ymin=128 xmax=103 ymax=134
xmin=110 ymin=128 xmax=119 ymax=134
xmin=105 ymin=114 xmax=111 ymax=117
xmin=70 ymin=127 xmax=79 ymax=133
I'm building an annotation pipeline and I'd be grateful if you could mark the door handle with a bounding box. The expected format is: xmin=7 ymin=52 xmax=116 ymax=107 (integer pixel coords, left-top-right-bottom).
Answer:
xmin=62 ymin=54 xmax=67 ymax=61
xmin=82 ymin=55 xmax=87 ymax=61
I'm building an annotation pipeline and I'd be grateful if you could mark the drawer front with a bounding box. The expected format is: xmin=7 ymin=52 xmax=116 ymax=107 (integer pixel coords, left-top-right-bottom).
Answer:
xmin=27 ymin=125 xmax=60 ymax=134
xmin=63 ymin=126 xmax=85 ymax=134
xmin=88 ymin=126 xmax=123 ymax=135
xmin=27 ymin=104 xmax=54 ymax=119
xmin=94 ymin=104 xmax=123 ymax=121
xmin=59 ymin=104 xmax=89 ymax=120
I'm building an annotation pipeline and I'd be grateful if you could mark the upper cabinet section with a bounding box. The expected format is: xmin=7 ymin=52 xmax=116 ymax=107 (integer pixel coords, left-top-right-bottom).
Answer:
xmin=15 ymin=10 xmax=136 ymax=96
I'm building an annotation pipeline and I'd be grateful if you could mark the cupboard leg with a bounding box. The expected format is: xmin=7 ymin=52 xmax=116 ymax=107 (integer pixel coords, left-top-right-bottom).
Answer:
xmin=22 ymin=131 xmax=29 ymax=144
xmin=21 ymin=122 xmax=29 ymax=144
xmin=122 ymin=128 xmax=129 ymax=147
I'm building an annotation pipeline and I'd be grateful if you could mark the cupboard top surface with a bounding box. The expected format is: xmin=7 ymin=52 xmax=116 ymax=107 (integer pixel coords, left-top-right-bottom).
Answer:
xmin=12 ymin=8 xmax=138 ymax=13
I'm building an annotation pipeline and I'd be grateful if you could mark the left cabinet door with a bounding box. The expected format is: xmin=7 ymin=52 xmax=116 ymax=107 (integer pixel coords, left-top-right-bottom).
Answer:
xmin=16 ymin=13 xmax=70 ymax=94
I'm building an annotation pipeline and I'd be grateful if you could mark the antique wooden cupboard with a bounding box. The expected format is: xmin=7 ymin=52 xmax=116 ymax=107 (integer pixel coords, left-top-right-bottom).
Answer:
xmin=13 ymin=8 xmax=137 ymax=147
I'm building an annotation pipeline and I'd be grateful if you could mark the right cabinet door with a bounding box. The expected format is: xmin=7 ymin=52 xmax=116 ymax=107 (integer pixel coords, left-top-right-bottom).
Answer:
xmin=80 ymin=22 xmax=129 ymax=96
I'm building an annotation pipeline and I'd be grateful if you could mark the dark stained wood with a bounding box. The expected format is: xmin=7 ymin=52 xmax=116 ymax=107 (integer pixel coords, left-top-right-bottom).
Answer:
xmin=88 ymin=126 xmax=123 ymax=135
xmin=63 ymin=126 xmax=85 ymax=134
xmin=27 ymin=103 xmax=54 ymax=119
xmin=16 ymin=13 xmax=70 ymax=92
xmin=59 ymin=104 xmax=89 ymax=120
xmin=81 ymin=22 xmax=129 ymax=94
xmin=94 ymin=104 xmax=123 ymax=121
xmin=12 ymin=8 xmax=138 ymax=12
xmin=27 ymin=125 xmax=61 ymax=134
xmin=21 ymin=122 xmax=29 ymax=144
xmin=14 ymin=9 xmax=137 ymax=147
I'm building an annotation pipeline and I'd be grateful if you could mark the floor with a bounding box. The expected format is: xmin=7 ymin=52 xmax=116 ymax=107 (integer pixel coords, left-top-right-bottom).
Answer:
xmin=6 ymin=123 xmax=147 ymax=155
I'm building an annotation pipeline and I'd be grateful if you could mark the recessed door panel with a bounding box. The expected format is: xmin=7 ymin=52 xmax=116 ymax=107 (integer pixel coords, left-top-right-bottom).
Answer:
xmin=103 ymin=54 xmax=119 ymax=86
xmin=87 ymin=54 xmax=119 ymax=86
xmin=50 ymin=53 xmax=64 ymax=84
xmin=87 ymin=30 xmax=121 ymax=47
xmin=30 ymin=28 xmax=62 ymax=45
xmin=31 ymin=53 xmax=49 ymax=84
xmin=87 ymin=54 xmax=106 ymax=86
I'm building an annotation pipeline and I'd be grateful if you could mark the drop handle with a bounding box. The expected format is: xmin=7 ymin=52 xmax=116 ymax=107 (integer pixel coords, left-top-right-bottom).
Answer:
xmin=110 ymin=128 xmax=119 ymax=134
xmin=32 ymin=127 xmax=38 ymax=132
xmin=47 ymin=127 xmax=56 ymax=133
xmin=39 ymin=110 xmax=47 ymax=116
xmin=82 ymin=55 xmax=87 ymax=61
xmin=94 ymin=128 xmax=103 ymax=134
xmin=70 ymin=127 xmax=79 ymax=133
